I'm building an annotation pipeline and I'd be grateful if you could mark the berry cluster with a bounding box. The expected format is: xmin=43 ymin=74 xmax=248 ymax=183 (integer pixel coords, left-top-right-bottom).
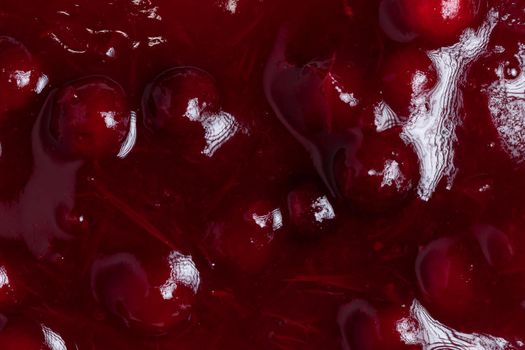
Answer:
xmin=0 ymin=0 xmax=523 ymax=349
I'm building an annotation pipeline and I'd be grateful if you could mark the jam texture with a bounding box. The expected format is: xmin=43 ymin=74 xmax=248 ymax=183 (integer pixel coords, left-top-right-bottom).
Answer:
xmin=0 ymin=0 xmax=524 ymax=349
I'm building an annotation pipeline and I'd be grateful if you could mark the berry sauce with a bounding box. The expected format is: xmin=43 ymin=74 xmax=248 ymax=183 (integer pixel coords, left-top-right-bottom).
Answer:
xmin=0 ymin=0 xmax=524 ymax=348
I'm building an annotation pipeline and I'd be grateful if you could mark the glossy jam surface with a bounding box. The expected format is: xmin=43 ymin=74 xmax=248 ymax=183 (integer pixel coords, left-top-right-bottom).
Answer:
xmin=0 ymin=0 xmax=524 ymax=349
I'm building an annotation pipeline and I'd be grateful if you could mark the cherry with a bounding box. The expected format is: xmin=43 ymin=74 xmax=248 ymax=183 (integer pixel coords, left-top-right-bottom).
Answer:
xmin=287 ymin=183 xmax=336 ymax=236
xmin=0 ymin=36 xmax=44 ymax=114
xmin=265 ymin=59 xmax=330 ymax=139
xmin=47 ymin=76 xmax=131 ymax=159
xmin=265 ymin=43 xmax=365 ymax=140
xmin=408 ymin=0 xmax=482 ymax=44
xmin=91 ymin=249 xmax=201 ymax=335
xmin=380 ymin=0 xmax=483 ymax=44
xmin=265 ymin=30 xmax=370 ymax=194
xmin=207 ymin=199 xmax=285 ymax=273
xmin=380 ymin=48 xmax=437 ymax=119
xmin=338 ymin=300 xmax=411 ymax=350
xmin=0 ymin=0 xmax=522 ymax=347
xmin=0 ymin=322 xmax=45 ymax=350
xmin=415 ymin=237 xmax=491 ymax=316
xmin=338 ymin=300 xmax=381 ymax=350
xmin=142 ymin=66 xmax=249 ymax=164
xmin=334 ymin=129 xmax=419 ymax=212
xmin=143 ymin=67 xmax=220 ymax=137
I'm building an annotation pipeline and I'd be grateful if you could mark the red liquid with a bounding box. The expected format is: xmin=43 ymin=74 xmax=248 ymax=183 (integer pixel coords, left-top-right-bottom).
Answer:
xmin=0 ymin=0 xmax=524 ymax=348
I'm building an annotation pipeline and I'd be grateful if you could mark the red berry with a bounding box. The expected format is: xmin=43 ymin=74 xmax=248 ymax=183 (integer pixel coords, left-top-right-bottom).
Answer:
xmin=0 ymin=322 xmax=45 ymax=350
xmin=405 ymin=0 xmax=482 ymax=44
xmin=48 ymin=76 xmax=131 ymax=159
xmin=143 ymin=66 xmax=248 ymax=160
xmin=0 ymin=36 xmax=44 ymax=114
xmin=338 ymin=300 xmax=410 ymax=350
xmin=207 ymin=199 xmax=284 ymax=273
xmin=338 ymin=300 xmax=381 ymax=350
xmin=380 ymin=0 xmax=483 ymax=44
xmin=415 ymin=237 xmax=488 ymax=315
xmin=334 ymin=129 xmax=418 ymax=212
xmin=143 ymin=67 xmax=220 ymax=136
xmin=381 ymin=48 xmax=437 ymax=118
xmin=91 ymin=250 xmax=201 ymax=335
xmin=265 ymin=42 xmax=365 ymax=139
xmin=287 ymin=183 xmax=336 ymax=236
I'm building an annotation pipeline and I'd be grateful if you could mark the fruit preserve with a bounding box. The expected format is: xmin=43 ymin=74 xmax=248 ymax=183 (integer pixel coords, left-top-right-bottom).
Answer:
xmin=0 ymin=0 xmax=524 ymax=349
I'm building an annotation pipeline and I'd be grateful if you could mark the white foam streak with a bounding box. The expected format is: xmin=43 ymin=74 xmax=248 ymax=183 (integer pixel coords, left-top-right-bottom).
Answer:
xmin=402 ymin=10 xmax=499 ymax=200
xmin=397 ymin=300 xmax=515 ymax=350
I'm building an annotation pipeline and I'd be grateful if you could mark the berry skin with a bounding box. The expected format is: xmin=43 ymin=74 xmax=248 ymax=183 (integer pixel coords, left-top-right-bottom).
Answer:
xmin=334 ymin=129 xmax=418 ymax=212
xmin=0 ymin=36 xmax=44 ymax=114
xmin=405 ymin=0 xmax=482 ymax=44
xmin=380 ymin=0 xmax=483 ymax=44
xmin=142 ymin=66 xmax=247 ymax=166
xmin=287 ymin=183 xmax=336 ymax=236
xmin=143 ymin=67 xmax=220 ymax=137
xmin=381 ymin=48 xmax=437 ymax=118
xmin=207 ymin=199 xmax=284 ymax=273
xmin=48 ymin=76 xmax=131 ymax=159
xmin=338 ymin=300 xmax=410 ymax=350
xmin=415 ymin=237 xmax=491 ymax=316
xmin=91 ymin=250 xmax=201 ymax=336
xmin=0 ymin=322 xmax=45 ymax=350
xmin=338 ymin=300 xmax=381 ymax=350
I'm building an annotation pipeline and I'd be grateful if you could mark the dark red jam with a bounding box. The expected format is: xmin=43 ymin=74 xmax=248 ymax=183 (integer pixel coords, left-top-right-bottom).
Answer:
xmin=0 ymin=0 xmax=524 ymax=348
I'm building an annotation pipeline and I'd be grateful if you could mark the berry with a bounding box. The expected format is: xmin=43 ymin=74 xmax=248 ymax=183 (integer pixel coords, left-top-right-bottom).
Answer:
xmin=381 ymin=48 xmax=437 ymax=118
xmin=91 ymin=250 xmax=201 ymax=335
xmin=142 ymin=66 xmax=247 ymax=163
xmin=287 ymin=183 xmax=336 ymax=236
xmin=338 ymin=300 xmax=410 ymax=350
xmin=338 ymin=300 xmax=381 ymax=350
xmin=406 ymin=0 xmax=482 ymax=44
xmin=334 ymin=129 xmax=418 ymax=212
xmin=207 ymin=199 xmax=284 ymax=273
xmin=415 ymin=237 xmax=489 ymax=315
xmin=380 ymin=0 xmax=483 ymax=44
xmin=143 ymin=67 xmax=219 ymax=136
xmin=0 ymin=36 xmax=44 ymax=114
xmin=47 ymin=76 xmax=131 ymax=159
xmin=265 ymin=43 xmax=365 ymax=140
xmin=0 ymin=322 xmax=45 ymax=350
